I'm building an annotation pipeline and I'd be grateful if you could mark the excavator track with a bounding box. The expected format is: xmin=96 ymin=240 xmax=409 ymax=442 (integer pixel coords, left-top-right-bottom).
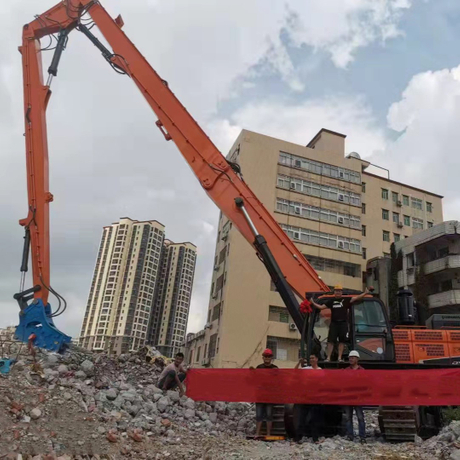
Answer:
xmin=378 ymin=407 xmax=419 ymax=442
xmin=378 ymin=406 xmax=442 ymax=442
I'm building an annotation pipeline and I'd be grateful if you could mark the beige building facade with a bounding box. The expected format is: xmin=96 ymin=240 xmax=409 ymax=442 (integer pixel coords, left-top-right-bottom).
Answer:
xmin=185 ymin=129 xmax=443 ymax=369
xmin=79 ymin=218 xmax=196 ymax=356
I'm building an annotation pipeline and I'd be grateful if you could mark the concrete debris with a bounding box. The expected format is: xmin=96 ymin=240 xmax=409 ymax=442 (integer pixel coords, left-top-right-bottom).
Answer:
xmin=1 ymin=344 xmax=459 ymax=459
xmin=29 ymin=408 xmax=42 ymax=420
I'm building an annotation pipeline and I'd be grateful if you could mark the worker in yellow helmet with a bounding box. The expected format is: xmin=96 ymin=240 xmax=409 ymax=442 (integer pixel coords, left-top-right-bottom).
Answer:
xmin=311 ymin=286 xmax=369 ymax=362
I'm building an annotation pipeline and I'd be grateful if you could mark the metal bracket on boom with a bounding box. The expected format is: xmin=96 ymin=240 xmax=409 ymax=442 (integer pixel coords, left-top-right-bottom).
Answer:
xmin=155 ymin=120 xmax=172 ymax=141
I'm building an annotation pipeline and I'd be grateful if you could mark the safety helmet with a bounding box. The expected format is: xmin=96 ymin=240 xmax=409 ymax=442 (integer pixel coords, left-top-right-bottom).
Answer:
xmin=349 ymin=350 xmax=360 ymax=358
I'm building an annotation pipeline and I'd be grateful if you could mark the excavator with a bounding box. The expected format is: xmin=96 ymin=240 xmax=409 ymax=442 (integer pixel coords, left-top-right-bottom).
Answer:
xmin=14 ymin=0 xmax=460 ymax=442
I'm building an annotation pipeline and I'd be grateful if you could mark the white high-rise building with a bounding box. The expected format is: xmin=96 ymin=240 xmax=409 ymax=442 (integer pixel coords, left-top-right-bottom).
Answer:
xmin=149 ymin=240 xmax=197 ymax=357
xmin=79 ymin=217 xmax=196 ymax=356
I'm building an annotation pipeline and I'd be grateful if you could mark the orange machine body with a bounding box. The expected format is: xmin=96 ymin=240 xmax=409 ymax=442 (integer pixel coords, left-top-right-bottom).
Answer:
xmin=394 ymin=327 xmax=460 ymax=364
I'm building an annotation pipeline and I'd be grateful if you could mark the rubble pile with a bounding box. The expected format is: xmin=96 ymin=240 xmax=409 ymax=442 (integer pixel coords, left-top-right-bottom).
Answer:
xmin=0 ymin=345 xmax=254 ymax=457
xmin=1 ymin=345 xmax=459 ymax=458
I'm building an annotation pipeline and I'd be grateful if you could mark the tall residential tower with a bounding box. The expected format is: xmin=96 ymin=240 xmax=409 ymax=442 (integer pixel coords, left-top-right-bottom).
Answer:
xmin=79 ymin=217 xmax=196 ymax=355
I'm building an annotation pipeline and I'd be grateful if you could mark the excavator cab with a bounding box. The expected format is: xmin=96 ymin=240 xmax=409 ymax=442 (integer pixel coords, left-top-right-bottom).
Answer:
xmin=305 ymin=296 xmax=396 ymax=364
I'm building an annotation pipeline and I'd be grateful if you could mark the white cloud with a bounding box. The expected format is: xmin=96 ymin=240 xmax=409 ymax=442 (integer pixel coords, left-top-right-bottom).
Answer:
xmin=381 ymin=65 xmax=460 ymax=216
xmin=210 ymin=95 xmax=387 ymax=156
xmin=280 ymin=0 xmax=412 ymax=69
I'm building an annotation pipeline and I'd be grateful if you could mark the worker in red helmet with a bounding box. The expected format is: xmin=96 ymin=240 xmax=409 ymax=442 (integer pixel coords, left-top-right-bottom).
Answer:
xmin=250 ymin=348 xmax=278 ymax=438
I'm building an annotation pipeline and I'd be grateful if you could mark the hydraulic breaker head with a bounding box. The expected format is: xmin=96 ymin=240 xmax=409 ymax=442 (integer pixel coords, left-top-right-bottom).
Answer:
xmin=15 ymin=299 xmax=71 ymax=353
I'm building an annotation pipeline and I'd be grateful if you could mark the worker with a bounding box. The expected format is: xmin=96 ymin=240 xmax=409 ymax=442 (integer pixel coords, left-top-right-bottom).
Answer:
xmin=157 ymin=352 xmax=187 ymax=396
xmin=294 ymin=354 xmax=322 ymax=443
xmin=250 ymin=349 xmax=278 ymax=438
xmin=344 ymin=350 xmax=366 ymax=443
xmin=311 ymin=286 xmax=369 ymax=362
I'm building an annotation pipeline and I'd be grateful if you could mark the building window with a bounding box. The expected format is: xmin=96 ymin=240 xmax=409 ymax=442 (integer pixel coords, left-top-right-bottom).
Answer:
xmin=411 ymin=197 xmax=423 ymax=210
xmin=269 ymin=306 xmax=290 ymax=323
xmin=383 ymin=231 xmax=390 ymax=242
xmin=276 ymin=198 xmax=361 ymax=228
xmin=440 ymin=279 xmax=453 ymax=292
xmin=277 ymin=174 xmax=361 ymax=206
xmin=305 ymin=255 xmax=360 ymax=277
xmin=362 ymin=248 xmax=367 ymax=260
xmin=412 ymin=218 xmax=423 ymax=229
xmin=428 ymin=221 xmax=434 ymax=228
xmin=362 ymin=225 xmax=366 ymax=237
xmin=382 ymin=189 xmax=389 ymax=200
xmin=392 ymin=192 xmax=398 ymax=203
xmin=362 ymin=203 xmax=366 ymax=214
xmin=394 ymin=233 xmax=400 ymax=242
xmin=362 ymin=182 xmax=366 ymax=193
xmin=427 ymin=202 xmax=432 ymax=213
xmin=392 ymin=212 xmax=400 ymax=224
xmin=208 ymin=334 xmax=218 ymax=358
xmin=382 ymin=209 xmax=389 ymax=220
xmin=403 ymin=195 xmax=409 ymax=206
xmin=212 ymin=303 xmax=221 ymax=321
xmin=407 ymin=252 xmax=415 ymax=268
xmin=266 ymin=337 xmax=278 ymax=359
xmin=438 ymin=247 xmax=449 ymax=258
xmin=279 ymin=152 xmax=361 ymax=184
xmin=281 ymin=224 xmax=361 ymax=254
xmin=404 ymin=215 xmax=411 ymax=226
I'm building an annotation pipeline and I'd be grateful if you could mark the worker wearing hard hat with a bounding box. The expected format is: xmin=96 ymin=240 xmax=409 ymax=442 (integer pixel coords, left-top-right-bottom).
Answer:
xmin=344 ymin=350 xmax=366 ymax=443
xmin=311 ymin=286 xmax=369 ymax=362
xmin=250 ymin=349 xmax=278 ymax=438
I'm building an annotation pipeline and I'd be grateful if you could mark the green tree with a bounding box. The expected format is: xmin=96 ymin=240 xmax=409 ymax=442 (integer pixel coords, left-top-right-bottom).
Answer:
xmin=389 ymin=244 xmax=402 ymax=322
xmin=413 ymin=258 xmax=430 ymax=324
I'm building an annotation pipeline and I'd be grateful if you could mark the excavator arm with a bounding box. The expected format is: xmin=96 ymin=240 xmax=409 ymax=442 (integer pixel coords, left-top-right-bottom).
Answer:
xmin=16 ymin=0 xmax=329 ymax=351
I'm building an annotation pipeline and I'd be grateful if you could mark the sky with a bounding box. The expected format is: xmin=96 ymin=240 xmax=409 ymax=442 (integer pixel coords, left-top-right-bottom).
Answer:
xmin=1 ymin=0 xmax=460 ymax=338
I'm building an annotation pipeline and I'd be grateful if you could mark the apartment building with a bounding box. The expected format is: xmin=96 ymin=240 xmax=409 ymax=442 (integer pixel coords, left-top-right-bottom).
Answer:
xmin=148 ymin=240 xmax=197 ymax=357
xmin=184 ymin=129 xmax=443 ymax=369
xmin=395 ymin=221 xmax=460 ymax=314
xmin=79 ymin=217 xmax=196 ymax=356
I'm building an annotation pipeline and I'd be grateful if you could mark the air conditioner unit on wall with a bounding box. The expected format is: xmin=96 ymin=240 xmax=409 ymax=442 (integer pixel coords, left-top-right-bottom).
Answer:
xmin=338 ymin=241 xmax=345 ymax=249
xmin=289 ymin=323 xmax=297 ymax=331
xmin=338 ymin=217 xmax=344 ymax=224
xmin=397 ymin=222 xmax=404 ymax=228
xmin=338 ymin=194 xmax=345 ymax=202
xmin=397 ymin=200 xmax=402 ymax=207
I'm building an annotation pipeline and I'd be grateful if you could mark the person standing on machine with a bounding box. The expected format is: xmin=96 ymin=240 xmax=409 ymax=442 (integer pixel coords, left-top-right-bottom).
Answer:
xmin=311 ymin=286 xmax=369 ymax=362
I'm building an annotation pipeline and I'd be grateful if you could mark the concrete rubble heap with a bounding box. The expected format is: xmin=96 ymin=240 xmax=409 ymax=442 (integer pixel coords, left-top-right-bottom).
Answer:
xmin=0 ymin=345 xmax=255 ymax=458
xmin=0 ymin=345 xmax=459 ymax=459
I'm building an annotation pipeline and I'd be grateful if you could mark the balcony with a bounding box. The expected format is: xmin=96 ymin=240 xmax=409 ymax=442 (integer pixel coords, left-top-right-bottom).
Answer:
xmin=428 ymin=290 xmax=460 ymax=309
xmin=423 ymin=255 xmax=460 ymax=275
xmin=397 ymin=269 xmax=415 ymax=288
